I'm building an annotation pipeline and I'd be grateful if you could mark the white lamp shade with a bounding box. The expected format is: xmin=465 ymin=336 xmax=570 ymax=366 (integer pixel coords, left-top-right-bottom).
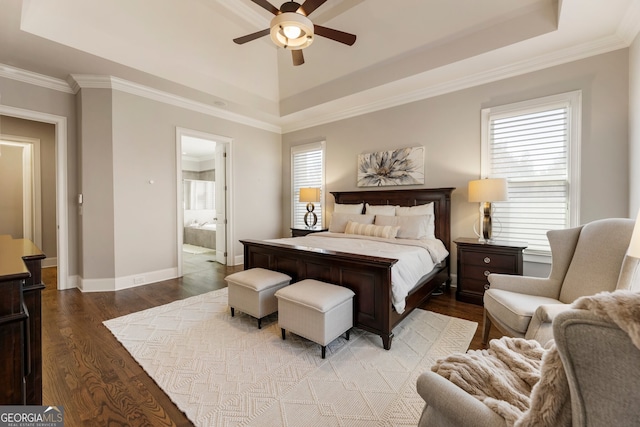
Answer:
xmin=628 ymin=209 xmax=640 ymax=259
xmin=468 ymin=178 xmax=508 ymax=203
xmin=299 ymin=188 xmax=320 ymax=203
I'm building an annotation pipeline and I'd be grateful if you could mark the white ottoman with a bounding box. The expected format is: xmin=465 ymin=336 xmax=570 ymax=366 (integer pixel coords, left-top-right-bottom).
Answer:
xmin=275 ymin=279 xmax=355 ymax=358
xmin=225 ymin=268 xmax=292 ymax=329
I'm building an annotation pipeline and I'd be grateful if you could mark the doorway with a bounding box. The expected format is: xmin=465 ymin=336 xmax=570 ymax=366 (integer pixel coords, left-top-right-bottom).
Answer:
xmin=0 ymin=136 xmax=41 ymax=247
xmin=0 ymin=109 xmax=68 ymax=291
xmin=176 ymin=128 xmax=233 ymax=278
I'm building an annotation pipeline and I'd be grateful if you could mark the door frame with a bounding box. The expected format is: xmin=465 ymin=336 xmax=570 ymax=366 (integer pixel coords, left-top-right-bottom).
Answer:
xmin=0 ymin=105 xmax=69 ymax=289
xmin=175 ymin=127 xmax=234 ymax=275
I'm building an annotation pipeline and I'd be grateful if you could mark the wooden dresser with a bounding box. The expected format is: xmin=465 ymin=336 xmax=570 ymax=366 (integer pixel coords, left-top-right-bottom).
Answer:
xmin=0 ymin=236 xmax=45 ymax=405
xmin=454 ymin=237 xmax=526 ymax=305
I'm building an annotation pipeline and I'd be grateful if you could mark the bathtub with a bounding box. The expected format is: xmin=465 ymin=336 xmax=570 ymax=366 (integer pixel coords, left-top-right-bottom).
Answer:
xmin=184 ymin=224 xmax=216 ymax=249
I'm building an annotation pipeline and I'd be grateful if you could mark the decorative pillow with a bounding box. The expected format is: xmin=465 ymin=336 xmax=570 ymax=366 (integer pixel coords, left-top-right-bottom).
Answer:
xmin=334 ymin=203 xmax=364 ymax=214
xmin=365 ymin=203 xmax=398 ymax=216
xmin=345 ymin=220 xmax=399 ymax=239
xmin=329 ymin=213 xmax=374 ymax=233
xmin=395 ymin=203 xmax=436 ymax=239
xmin=374 ymin=214 xmax=430 ymax=239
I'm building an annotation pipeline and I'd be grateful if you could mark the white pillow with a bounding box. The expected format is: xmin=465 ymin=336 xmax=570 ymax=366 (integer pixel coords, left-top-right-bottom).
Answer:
xmin=345 ymin=220 xmax=399 ymax=239
xmin=329 ymin=213 xmax=374 ymax=233
xmin=334 ymin=202 xmax=364 ymax=214
xmin=374 ymin=214 xmax=430 ymax=240
xmin=395 ymin=203 xmax=435 ymax=239
xmin=365 ymin=203 xmax=398 ymax=216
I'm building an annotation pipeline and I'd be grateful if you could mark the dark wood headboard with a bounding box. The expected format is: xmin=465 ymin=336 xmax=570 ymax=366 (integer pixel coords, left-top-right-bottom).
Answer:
xmin=330 ymin=187 xmax=455 ymax=253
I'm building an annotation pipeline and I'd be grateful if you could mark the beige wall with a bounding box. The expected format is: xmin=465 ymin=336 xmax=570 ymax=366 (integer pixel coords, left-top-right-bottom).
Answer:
xmin=76 ymin=88 xmax=282 ymax=289
xmin=630 ymin=32 xmax=640 ymax=217
xmin=0 ymin=116 xmax=57 ymax=257
xmin=282 ymin=49 xmax=630 ymax=274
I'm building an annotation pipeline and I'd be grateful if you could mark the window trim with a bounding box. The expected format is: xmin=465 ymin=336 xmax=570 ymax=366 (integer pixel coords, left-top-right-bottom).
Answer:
xmin=291 ymin=140 xmax=326 ymax=229
xmin=480 ymin=91 xmax=582 ymax=263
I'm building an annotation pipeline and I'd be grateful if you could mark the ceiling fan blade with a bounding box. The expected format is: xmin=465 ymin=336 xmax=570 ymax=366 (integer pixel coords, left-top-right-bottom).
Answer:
xmin=314 ymin=25 xmax=356 ymax=46
xmin=249 ymin=0 xmax=280 ymax=15
xmin=297 ymin=0 xmax=327 ymax=16
xmin=233 ymin=28 xmax=270 ymax=44
xmin=292 ymin=49 xmax=304 ymax=66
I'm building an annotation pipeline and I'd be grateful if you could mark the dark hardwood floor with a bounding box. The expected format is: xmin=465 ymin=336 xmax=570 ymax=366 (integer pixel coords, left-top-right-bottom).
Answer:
xmin=40 ymin=263 xmax=501 ymax=426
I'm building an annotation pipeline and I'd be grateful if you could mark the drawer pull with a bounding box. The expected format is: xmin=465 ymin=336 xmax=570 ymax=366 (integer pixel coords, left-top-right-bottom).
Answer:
xmin=484 ymin=257 xmax=491 ymax=264
xmin=484 ymin=284 xmax=490 ymax=290
xmin=484 ymin=270 xmax=491 ymax=277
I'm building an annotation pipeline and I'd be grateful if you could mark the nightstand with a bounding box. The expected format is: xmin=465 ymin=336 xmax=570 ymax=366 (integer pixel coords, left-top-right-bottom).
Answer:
xmin=454 ymin=237 xmax=527 ymax=305
xmin=291 ymin=227 xmax=328 ymax=237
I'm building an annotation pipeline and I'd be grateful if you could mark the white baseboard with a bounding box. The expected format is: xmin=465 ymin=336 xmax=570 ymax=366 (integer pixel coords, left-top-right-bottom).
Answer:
xmin=78 ymin=268 xmax=179 ymax=292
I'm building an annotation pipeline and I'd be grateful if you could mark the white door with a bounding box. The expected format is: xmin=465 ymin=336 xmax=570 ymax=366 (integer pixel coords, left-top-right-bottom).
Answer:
xmin=214 ymin=143 xmax=226 ymax=264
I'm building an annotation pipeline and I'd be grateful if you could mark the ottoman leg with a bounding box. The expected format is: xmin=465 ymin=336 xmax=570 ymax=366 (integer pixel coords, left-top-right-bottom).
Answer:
xmin=281 ymin=328 xmax=286 ymax=340
xmin=345 ymin=329 xmax=350 ymax=340
xmin=230 ymin=307 xmax=235 ymax=317
xmin=321 ymin=346 xmax=326 ymax=359
xmin=258 ymin=318 xmax=262 ymax=329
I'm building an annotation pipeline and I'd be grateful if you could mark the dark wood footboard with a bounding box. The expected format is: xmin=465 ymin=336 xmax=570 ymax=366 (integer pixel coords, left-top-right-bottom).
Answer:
xmin=242 ymin=187 xmax=454 ymax=350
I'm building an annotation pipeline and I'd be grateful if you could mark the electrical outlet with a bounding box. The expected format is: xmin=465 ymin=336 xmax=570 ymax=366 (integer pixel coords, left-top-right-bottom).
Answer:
xmin=133 ymin=276 xmax=145 ymax=285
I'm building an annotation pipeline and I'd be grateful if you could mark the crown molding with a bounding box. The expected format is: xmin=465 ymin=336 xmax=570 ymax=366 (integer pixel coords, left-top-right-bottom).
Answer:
xmin=618 ymin=0 xmax=640 ymax=44
xmin=280 ymin=32 xmax=631 ymax=133
xmin=0 ymin=63 xmax=74 ymax=94
xmin=68 ymin=74 xmax=281 ymax=134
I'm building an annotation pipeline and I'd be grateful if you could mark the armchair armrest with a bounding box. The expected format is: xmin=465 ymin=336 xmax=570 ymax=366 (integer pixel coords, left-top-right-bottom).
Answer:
xmin=417 ymin=371 xmax=507 ymax=427
xmin=524 ymin=303 xmax=570 ymax=344
xmin=488 ymin=274 xmax=562 ymax=299
xmin=553 ymin=309 xmax=640 ymax=426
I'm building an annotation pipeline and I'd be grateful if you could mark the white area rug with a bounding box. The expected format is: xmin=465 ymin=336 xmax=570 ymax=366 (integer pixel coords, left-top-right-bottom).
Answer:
xmin=182 ymin=244 xmax=214 ymax=254
xmin=104 ymin=288 xmax=477 ymax=426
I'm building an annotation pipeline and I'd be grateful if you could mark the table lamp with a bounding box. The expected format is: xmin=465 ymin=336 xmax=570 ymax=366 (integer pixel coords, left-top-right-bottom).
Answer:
xmin=299 ymin=187 xmax=320 ymax=228
xmin=468 ymin=178 xmax=508 ymax=241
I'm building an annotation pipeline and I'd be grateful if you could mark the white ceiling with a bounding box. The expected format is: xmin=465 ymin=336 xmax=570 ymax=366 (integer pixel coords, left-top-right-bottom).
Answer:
xmin=1 ymin=0 xmax=639 ymax=132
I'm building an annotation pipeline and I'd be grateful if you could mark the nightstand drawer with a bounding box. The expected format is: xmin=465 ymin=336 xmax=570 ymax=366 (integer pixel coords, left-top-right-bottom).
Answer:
xmin=464 ymin=264 xmax=515 ymax=281
xmin=460 ymin=251 xmax=517 ymax=269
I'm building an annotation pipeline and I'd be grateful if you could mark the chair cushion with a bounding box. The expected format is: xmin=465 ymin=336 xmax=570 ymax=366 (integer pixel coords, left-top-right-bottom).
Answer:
xmin=225 ymin=268 xmax=291 ymax=292
xmin=275 ymin=279 xmax=354 ymax=313
xmin=484 ymin=289 xmax=563 ymax=334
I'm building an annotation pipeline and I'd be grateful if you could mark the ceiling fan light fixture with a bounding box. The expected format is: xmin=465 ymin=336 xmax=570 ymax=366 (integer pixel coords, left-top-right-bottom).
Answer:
xmin=270 ymin=12 xmax=314 ymax=50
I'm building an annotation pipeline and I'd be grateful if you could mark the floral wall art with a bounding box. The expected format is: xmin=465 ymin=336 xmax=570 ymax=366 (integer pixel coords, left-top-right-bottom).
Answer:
xmin=357 ymin=146 xmax=425 ymax=187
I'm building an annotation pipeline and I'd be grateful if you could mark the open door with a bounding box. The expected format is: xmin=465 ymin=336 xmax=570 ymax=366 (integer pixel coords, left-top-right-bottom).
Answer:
xmin=214 ymin=143 xmax=226 ymax=264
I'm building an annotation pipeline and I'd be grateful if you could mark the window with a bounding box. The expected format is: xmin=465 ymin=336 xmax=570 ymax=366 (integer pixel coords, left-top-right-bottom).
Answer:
xmin=291 ymin=141 xmax=325 ymax=228
xmin=481 ymin=91 xmax=581 ymax=259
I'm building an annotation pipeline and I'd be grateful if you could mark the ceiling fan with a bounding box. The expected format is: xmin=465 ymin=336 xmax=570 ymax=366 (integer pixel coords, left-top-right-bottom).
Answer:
xmin=233 ymin=0 xmax=357 ymax=66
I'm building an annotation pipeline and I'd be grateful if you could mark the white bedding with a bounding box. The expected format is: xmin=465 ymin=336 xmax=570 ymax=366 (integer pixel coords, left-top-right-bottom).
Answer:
xmin=267 ymin=232 xmax=449 ymax=314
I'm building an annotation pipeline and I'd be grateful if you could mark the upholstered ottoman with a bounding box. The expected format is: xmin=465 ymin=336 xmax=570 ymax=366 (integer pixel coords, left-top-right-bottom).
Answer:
xmin=275 ymin=279 xmax=355 ymax=358
xmin=225 ymin=268 xmax=292 ymax=329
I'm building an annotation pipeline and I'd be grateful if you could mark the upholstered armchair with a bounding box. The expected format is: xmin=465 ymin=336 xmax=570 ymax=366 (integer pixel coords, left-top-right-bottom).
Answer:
xmin=482 ymin=218 xmax=635 ymax=345
xmin=416 ymin=306 xmax=640 ymax=427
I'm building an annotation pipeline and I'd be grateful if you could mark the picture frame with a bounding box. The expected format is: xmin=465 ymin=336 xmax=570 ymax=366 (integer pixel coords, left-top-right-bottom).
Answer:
xmin=357 ymin=146 xmax=425 ymax=187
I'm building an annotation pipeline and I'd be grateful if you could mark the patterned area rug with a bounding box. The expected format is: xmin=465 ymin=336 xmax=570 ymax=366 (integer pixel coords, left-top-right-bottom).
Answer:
xmin=104 ymin=288 xmax=476 ymax=426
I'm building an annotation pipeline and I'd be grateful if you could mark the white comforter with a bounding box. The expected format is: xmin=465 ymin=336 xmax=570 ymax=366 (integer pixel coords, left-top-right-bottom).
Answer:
xmin=267 ymin=232 xmax=449 ymax=314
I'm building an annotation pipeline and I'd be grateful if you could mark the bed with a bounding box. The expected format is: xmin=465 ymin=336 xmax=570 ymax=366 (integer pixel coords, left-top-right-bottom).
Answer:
xmin=240 ymin=187 xmax=455 ymax=350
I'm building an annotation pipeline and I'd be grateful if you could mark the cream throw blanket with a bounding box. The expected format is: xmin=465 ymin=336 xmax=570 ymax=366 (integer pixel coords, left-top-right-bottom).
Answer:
xmin=431 ymin=290 xmax=640 ymax=426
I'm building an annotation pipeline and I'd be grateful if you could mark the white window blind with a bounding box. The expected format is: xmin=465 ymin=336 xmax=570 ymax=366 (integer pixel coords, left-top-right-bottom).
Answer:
xmin=481 ymin=91 xmax=581 ymax=257
xmin=291 ymin=141 xmax=325 ymax=228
